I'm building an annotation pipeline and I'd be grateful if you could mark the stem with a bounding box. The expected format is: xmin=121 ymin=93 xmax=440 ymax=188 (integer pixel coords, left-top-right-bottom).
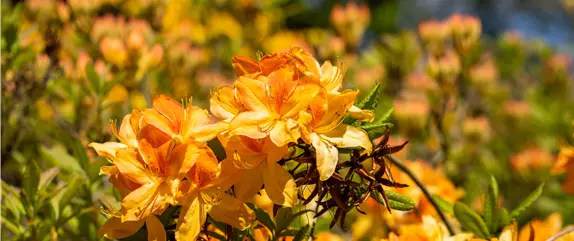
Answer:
xmin=386 ymin=155 xmax=455 ymax=235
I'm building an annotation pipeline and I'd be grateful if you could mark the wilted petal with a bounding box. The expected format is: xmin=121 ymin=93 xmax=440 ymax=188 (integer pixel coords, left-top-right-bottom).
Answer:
xmin=234 ymin=167 xmax=264 ymax=202
xmin=145 ymin=215 xmax=166 ymax=241
xmin=262 ymin=161 xmax=297 ymax=207
xmin=209 ymin=194 xmax=255 ymax=230
xmin=175 ymin=197 xmax=206 ymax=241
xmin=98 ymin=217 xmax=144 ymax=240
xmin=348 ymin=105 xmax=375 ymax=122
xmin=320 ymin=124 xmax=373 ymax=153
xmin=310 ymin=133 xmax=339 ymax=181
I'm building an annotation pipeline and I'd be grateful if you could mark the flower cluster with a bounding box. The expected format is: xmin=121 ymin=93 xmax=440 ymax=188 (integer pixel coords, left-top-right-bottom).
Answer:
xmin=91 ymin=48 xmax=376 ymax=240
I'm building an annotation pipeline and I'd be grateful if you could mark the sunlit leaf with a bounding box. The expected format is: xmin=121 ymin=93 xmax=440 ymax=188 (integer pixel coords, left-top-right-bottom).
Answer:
xmin=483 ymin=175 xmax=499 ymax=234
xmin=432 ymin=194 xmax=453 ymax=214
xmin=454 ymin=202 xmax=490 ymax=239
xmin=361 ymin=122 xmax=394 ymax=140
xmin=40 ymin=145 xmax=87 ymax=178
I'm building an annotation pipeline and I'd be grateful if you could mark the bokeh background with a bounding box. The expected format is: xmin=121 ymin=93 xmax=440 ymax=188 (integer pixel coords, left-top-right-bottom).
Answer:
xmin=2 ymin=0 xmax=574 ymax=240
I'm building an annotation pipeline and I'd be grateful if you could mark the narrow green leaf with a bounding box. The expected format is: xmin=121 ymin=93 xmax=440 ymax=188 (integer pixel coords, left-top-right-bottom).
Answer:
xmin=375 ymin=107 xmax=394 ymax=124
xmin=361 ymin=122 xmax=394 ymax=140
xmin=206 ymin=231 xmax=228 ymax=241
xmin=292 ymin=225 xmax=310 ymax=241
xmin=246 ymin=203 xmax=275 ymax=234
xmin=509 ymin=183 xmax=544 ymax=220
xmin=498 ymin=207 xmax=510 ymax=227
xmin=453 ymin=202 xmax=490 ymax=238
xmin=275 ymin=208 xmax=313 ymax=234
xmin=58 ymin=174 xmax=86 ymax=210
xmin=432 ymin=195 xmax=453 ymax=214
xmin=370 ymin=190 xmax=416 ymax=211
xmin=483 ymin=176 xmax=499 ymax=234
xmin=85 ymin=63 xmax=100 ymax=94
xmin=38 ymin=167 xmax=60 ymax=191
xmin=22 ymin=160 xmax=40 ymax=206
xmin=70 ymin=139 xmax=92 ymax=181
xmin=40 ymin=145 xmax=87 ymax=178
xmin=387 ymin=190 xmax=416 ymax=211
xmin=357 ymin=83 xmax=382 ymax=110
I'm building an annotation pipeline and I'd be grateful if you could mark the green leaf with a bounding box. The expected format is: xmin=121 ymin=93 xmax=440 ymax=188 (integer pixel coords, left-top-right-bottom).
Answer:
xmin=361 ymin=122 xmax=394 ymax=140
xmin=432 ymin=195 xmax=453 ymax=214
xmin=69 ymin=138 xmax=92 ymax=181
xmin=292 ymin=225 xmax=310 ymax=241
xmin=1 ymin=181 xmax=25 ymax=222
xmin=453 ymin=202 xmax=490 ymax=239
xmin=483 ymin=176 xmax=499 ymax=234
xmin=38 ymin=167 xmax=60 ymax=192
xmin=57 ymin=174 xmax=86 ymax=210
xmin=22 ymin=160 xmax=41 ymax=206
xmin=357 ymin=83 xmax=382 ymax=110
xmin=275 ymin=208 xmax=313 ymax=235
xmin=509 ymin=183 xmax=544 ymax=220
xmin=497 ymin=207 xmax=510 ymax=228
xmin=246 ymin=203 xmax=275 ymax=234
xmin=85 ymin=62 xmax=101 ymax=95
xmin=370 ymin=190 xmax=415 ymax=211
xmin=375 ymin=107 xmax=394 ymax=124
xmin=40 ymin=145 xmax=87 ymax=178
xmin=206 ymin=231 xmax=227 ymax=241
xmin=387 ymin=190 xmax=416 ymax=211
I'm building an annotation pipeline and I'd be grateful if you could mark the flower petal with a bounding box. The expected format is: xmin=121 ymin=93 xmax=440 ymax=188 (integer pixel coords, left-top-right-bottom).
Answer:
xmin=232 ymin=56 xmax=260 ymax=77
xmin=209 ymin=194 xmax=255 ymax=230
xmin=267 ymin=67 xmax=297 ymax=114
xmin=320 ymin=124 xmax=373 ymax=153
xmin=167 ymin=143 xmax=199 ymax=180
xmin=114 ymin=148 xmax=152 ymax=185
xmin=184 ymin=121 xmax=229 ymax=142
xmin=262 ymin=161 xmax=297 ymax=207
xmin=235 ymin=77 xmax=269 ymax=113
xmin=142 ymin=109 xmax=177 ymax=138
xmin=145 ymin=215 xmax=166 ymax=241
xmin=263 ymin=138 xmax=289 ymax=163
xmin=98 ymin=217 xmax=144 ymax=240
xmin=348 ymin=105 xmax=375 ymax=122
xmin=152 ymin=94 xmax=184 ymax=126
xmin=175 ymin=197 xmax=206 ymax=241
xmin=180 ymin=105 xmax=210 ymax=140
xmin=210 ymin=86 xmax=245 ymax=122
xmin=280 ymin=83 xmax=321 ymax=118
xmin=315 ymin=90 xmax=358 ymax=133
xmin=186 ymin=146 xmax=220 ymax=187
xmin=121 ymin=182 xmax=169 ymax=222
xmin=269 ymin=120 xmax=300 ymax=147
xmin=90 ymin=142 xmax=128 ymax=158
xmin=234 ymin=167 xmax=264 ymax=202
xmin=310 ymin=133 xmax=339 ymax=181
xmin=229 ymin=111 xmax=273 ymax=139
xmin=116 ymin=113 xmax=139 ymax=147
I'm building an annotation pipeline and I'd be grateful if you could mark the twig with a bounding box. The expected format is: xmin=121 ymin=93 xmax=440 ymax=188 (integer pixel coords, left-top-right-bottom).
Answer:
xmin=386 ymin=155 xmax=455 ymax=235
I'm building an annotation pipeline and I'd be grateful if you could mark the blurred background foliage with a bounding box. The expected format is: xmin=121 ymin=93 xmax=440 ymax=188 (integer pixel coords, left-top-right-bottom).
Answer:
xmin=1 ymin=0 xmax=574 ymax=240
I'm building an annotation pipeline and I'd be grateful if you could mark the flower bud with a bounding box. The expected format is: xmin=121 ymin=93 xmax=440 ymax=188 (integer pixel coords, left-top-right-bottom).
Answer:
xmin=130 ymin=91 xmax=148 ymax=110
xmin=103 ymin=84 xmax=129 ymax=104
xmin=543 ymin=53 xmax=571 ymax=85
xmin=393 ymin=98 xmax=430 ymax=136
xmin=354 ymin=66 xmax=386 ymax=90
xmin=318 ymin=36 xmax=346 ymax=59
xmin=469 ymin=59 xmax=498 ymax=94
xmin=127 ymin=31 xmax=147 ymax=54
xmin=418 ymin=20 xmax=451 ymax=56
xmin=99 ymin=37 xmax=128 ymax=68
xmin=510 ymin=148 xmax=554 ymax=174
xmin=504 ymin=100 xmax=530 ymax=119
xmin=462 ymin=116 xmax=491 ymax=143
xmin=448 ymin=14 xmax=481 ymax=53
xmin=76 ymin=52 xmax=92 ymax=80
xmin=57 ymin=2 xmax=70 ymax=22
xmin=426 ymin=50 xmax=460 ymax=91
xmin=331 ymin=2 xmax=370 ymax=48
xmin=136 ymin=44 xmax=163 ymax=80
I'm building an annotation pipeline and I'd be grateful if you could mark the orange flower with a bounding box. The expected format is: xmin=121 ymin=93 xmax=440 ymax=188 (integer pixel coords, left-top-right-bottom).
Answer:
xmin=142 ymin=95 xmax=228 ymax=144
xmin=217 ymin=135 xmax=297 ymax=206
xmin=552 ymin=145 xmax=574 ymax=194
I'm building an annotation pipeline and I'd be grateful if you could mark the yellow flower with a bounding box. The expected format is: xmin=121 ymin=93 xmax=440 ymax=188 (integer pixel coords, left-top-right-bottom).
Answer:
xmin=385 ymin=215 xmax=473 ymax=241
xmin=218 ymin=135 xmax=297 ymax=206
xmin=300 ymin=90 xmax=372 ymax=180
xmin=98 ymin=215 xmax=166 ymax=241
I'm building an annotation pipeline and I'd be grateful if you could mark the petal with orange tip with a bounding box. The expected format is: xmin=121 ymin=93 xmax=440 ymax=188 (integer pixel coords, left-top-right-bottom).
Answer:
xmin=114 ymin=148 xmax=153 ymax=185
